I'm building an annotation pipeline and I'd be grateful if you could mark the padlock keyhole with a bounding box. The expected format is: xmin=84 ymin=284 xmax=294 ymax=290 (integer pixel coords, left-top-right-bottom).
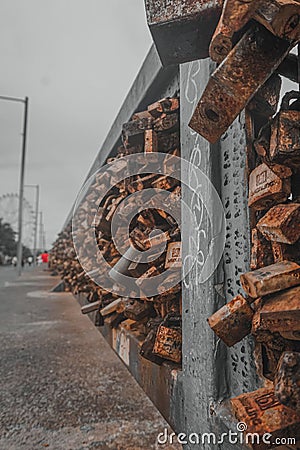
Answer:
xmin=205 ymin=108 xmax=220 ymax=122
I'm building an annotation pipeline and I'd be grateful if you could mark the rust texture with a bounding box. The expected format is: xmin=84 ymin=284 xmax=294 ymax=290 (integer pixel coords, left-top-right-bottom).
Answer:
xmin=254 ymin=0 xmax=300 ymax=43
xmin=240 ymin=260 xmax=300 ymax=298
xmin=248 ymin=163 xmax=291 ymax=210
xmin=208 ymin=294 xmax=253 ymax=347
xmin=252 ymin=312 xmax=300 ymax=381
xmin=230 ymin=387 xmax=300 ymax=443
xmin=271 ymin=240 xmax=300 ymax=263
xmin=148 ymin=97 xmax=179 ymax=118
xmin=275 ymin=351 xmax=300 ymax=412
xmin=259 ymin=285 xmax=300 ymax=332
xmin=257 ymin=202 xmax=300 ymax=244
xmin=144 ymin=129 xmax=158 ymax=153
xmin=247 ymin=73 xmax=282 ymax=120
xmin=209 ymin=0 xmax=264 ymax=63
xmin=153 ymin=315 xmax=182 ymax=363
xmin=281 ymin=330 xmax=300 ymax=340
xmin=145 ymin=0 xmax=222 ymax=25
xmin=250 ymin=228 xmax=274 ymax=270
xmin=189 ymin=23 xmax=291 ymax=143
xmin=210 ymin=0 xmax=300 ymax=63
xmin=269 ymin=90 xmax=300 ymax=167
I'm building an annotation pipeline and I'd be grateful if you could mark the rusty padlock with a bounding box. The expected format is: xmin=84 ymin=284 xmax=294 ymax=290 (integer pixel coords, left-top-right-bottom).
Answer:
xmin=240 ymin=260 xmax=300 ymax=299
xmin=123 ymin=299 xmax=155 ymax=322
xmin=210 ymin=0 xmax=300 ymax=64
xmin=275 ymin=351 xmax=300 ymax=413
xmin=250 ymin=228 xmax=274 ymax=270
xmin=269 ymin=91 xmax=300 ymax=168
xmin=189 ymin=23 xmax=292 ymax=143
xmin=208 ymin=294 xmax=254 ymax=347
xmin=122 ymin=116 xmax=153 ymax=149
xmin=261 ymin=341 xmax=286 ymax=381
xmin=140 ymin=317 xmax=164 ymax=365
xmin=271 ymin=240 xmax=300 ymax=263
xmin=252 ymin=312 xmax=300 ymax=380
xmin=259 ymin=285 xmax=300 ymax=333
xmin=257 ymin=202 xmax=300 ymax=244
xmin=230 ymin=387 xmax=300 ymax=445
xmin=152 ymin=313 xmax=182 ymax=363
xmin=248 ymin=163 xmax=292 ymax=210
xmin=147 ymin=97 xmax=179 ymax=118
xmin=247 ymin=74 xmax=282 ymax=123
xmin=165 ymin=242 xmax=182 ymax=269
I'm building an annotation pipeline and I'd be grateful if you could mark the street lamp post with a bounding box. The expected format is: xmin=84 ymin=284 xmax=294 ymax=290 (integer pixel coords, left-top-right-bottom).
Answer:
xmin=39 ymin=211 xmax=45 ymax=251
xmin=0 ymin=95 xmax=29 ymax=276
xmin=25 ymin=184 xmax=39 ymax=265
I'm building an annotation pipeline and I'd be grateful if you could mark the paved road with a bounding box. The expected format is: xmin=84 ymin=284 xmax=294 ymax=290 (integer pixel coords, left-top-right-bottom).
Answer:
xmin=0 ymin=266 xmax=179 ymax=450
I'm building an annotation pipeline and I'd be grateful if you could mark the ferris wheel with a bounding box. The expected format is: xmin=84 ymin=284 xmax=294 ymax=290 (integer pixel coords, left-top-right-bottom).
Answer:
xmin=0 ymin=193 xmax=35 ymax=249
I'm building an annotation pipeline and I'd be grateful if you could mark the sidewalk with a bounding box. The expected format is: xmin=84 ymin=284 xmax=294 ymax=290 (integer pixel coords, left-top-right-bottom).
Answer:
xmin=0 ymin=266 xmax=180 ymax=450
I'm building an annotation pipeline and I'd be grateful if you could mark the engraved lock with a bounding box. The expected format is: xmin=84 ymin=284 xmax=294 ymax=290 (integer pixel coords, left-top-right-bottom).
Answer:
xmin=208 ymin=294 xmax=254 ymax=347
xmin=240 ymin=260 xmax=300 ymax=299
xmin=165 ymin=242 xmax=182 ymax=269
xmin=257 ymin=202 xmax=300 ymax=244
xmin=269 ymin=91 xmax=300 ymax=168
xmin=248 ymin=163 xmax=292 ymax=210
xmin=275 ymin=351 xmax=300 ymax=413
xmin=230 ymin=387 xmax=300 ymax=440
xmin=152 ymin=313 xmax=182 ymax=363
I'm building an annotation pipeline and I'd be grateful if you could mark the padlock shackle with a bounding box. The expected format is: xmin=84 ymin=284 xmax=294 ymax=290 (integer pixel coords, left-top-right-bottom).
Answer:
xmin=281 ymin=90 xmax=300 ymax=111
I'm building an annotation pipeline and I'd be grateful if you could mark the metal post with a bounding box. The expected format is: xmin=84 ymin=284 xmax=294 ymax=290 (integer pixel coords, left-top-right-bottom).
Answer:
xmin=16 ymin=97 xmax=29 ymax=276
xmin=0 ymin=95 xmax=29 ymax=276
xmin=34 ymin=185 xmax=39 ymax=264
xmin=25 ymin=184 xmax=39 ymax=264
xmin=43 ymin=226 xmax=46 ymax=250
xmin=39 ymin=211 xmax=43 ymax=251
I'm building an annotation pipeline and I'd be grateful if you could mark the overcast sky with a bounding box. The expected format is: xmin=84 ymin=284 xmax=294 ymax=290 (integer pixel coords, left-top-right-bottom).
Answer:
xmin=0 ymin=1 xmax=152 ymax=248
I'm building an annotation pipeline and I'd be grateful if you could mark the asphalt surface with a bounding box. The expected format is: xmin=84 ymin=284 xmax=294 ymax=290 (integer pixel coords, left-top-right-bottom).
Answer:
xmin=0 ymin=265 xmax=180 ymax=450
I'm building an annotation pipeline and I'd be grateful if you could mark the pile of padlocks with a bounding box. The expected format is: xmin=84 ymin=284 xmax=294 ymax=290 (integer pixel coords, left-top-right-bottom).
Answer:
xmin=50 ymin=96 xmax=183 ymax=366
xmin=191 ymin=0 xmax=300 ymax=442
xmin=207 ymin=88 xmax=300 ymax=440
